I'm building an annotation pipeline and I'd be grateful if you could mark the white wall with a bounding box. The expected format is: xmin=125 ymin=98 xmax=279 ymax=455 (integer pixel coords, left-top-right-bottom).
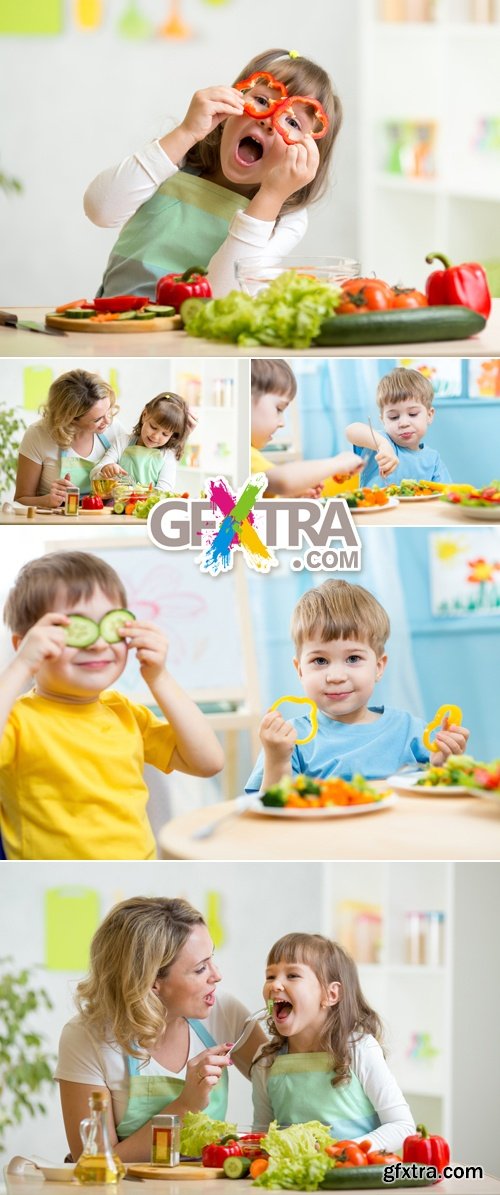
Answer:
xmin=0 ymin=0 xmax=359 ymax=304
xmin=0 ymin=860 xmax=325 ymax=1163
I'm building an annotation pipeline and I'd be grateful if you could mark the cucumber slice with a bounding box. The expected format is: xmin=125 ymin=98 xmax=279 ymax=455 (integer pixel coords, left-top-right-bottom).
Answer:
xmin=65 ymin=614 xmax=99 ymax=648
xmin=223 ymin=1157 xmax=251 ymax=1179
xmin=145 ymin=305 xmax=176 ymax=317
xmin=99 ymin=608 xmax=136 ymax=643
xmin=134 ymin=310 xmax=156 ymax=320
xmin=59 ymin=308 xmax=95 ymax=319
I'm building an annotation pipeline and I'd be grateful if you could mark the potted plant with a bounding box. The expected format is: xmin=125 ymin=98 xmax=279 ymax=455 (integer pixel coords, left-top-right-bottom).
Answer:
xmin=0 ymin=404 xmax=26 ymax=503
xmin=0 ymin=958 xmax=55 ymax=1157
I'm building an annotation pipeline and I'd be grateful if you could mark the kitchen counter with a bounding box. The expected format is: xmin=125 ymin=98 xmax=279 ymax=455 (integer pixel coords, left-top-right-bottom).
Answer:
xmin=157 ymin=792 xmax=500 ymax=861
xmin=5 ymin=1166 xmax=500 ymax=1195
xmin=0 ymin=510 xmax=141 ymax=526
xmin=1 ymin=304 xmax=499 ymax=357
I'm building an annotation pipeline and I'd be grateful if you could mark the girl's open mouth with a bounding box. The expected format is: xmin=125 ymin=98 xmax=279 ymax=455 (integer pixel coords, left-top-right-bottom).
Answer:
xmin=273 ymin=999 xmax=293 ymax=1023
xmin=236 ymin=136 xmax=264 ymax=166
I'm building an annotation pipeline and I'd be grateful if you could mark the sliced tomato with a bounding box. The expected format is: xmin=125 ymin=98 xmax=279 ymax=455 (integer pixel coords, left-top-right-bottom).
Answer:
xmin=93 ymin=295 xmax=151 ymax=313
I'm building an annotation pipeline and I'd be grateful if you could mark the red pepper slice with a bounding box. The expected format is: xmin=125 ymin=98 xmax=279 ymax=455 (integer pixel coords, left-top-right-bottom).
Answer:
xmin=272 ymin=95 xmax=329 ymax=144
xmin=425 ymin=252 xmax=491 ymax=319
xmin=235 ymin=71 xmax=287 ymax=118
xmin=156 ymin=266 xmax=212 ymax=311
xmin=93 ymin=295 xmax=151 ymax=313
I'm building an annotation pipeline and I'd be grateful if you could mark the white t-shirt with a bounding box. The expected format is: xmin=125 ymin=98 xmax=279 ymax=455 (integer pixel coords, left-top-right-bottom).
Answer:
xmin=252 ymin=1034 xmax=415 ymax=1154
xmin=18 ymin=420 xmax=125 ymax=497
xmin=83 ymin=140 xmax=308 ymax=299
xmin=55 ymin=993 xmax=253 ymax=1130
xmin=89 ymin=429 xmax=177 ymax=491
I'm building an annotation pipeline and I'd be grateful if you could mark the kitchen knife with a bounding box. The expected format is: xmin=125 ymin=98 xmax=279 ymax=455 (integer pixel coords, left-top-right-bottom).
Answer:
xmin=0 ymin=310 xmax=66 ymax=336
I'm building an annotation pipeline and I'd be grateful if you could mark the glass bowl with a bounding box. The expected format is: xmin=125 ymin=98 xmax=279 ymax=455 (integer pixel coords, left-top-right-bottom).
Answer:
xmin=235 ymin=256 xmax=361 ymax=296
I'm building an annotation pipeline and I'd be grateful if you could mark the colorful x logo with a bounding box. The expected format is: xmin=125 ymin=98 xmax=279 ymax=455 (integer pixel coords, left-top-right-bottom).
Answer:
xmin=201 ymin=475 xmax=277 ymax=576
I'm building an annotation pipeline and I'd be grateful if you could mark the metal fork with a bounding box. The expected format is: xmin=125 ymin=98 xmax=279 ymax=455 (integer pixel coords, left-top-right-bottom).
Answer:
xmin=191 ymin=795 xmax=256 ymax=840
xmin=227 ymin=1007 xmax=270 ymax=1056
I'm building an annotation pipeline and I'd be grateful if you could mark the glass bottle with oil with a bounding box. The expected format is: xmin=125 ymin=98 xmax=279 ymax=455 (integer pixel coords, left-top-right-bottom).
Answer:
xmin=74 ymin=1091 xmax=125 ymax=1184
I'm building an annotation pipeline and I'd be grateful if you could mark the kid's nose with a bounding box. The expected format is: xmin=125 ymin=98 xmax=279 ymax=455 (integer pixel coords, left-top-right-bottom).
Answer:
xmin=258 ymin=117 xmax=275 ymax=134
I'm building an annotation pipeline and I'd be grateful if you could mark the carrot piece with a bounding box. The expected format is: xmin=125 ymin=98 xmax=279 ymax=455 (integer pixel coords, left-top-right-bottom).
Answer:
xmin=250 ymin=1159 xmax=269 ymax=1179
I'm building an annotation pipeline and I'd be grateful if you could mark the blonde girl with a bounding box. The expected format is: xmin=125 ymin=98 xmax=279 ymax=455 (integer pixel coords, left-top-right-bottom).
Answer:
xmin=252 ymin=933 xmax=415 ymax=1152
xmin=84 ymin=48 xmax=342 ymax=299
xmin=56 ymin=896 xmax=266 ymax=1163
xmin=91 ymin=392 xmax=192 ymax=490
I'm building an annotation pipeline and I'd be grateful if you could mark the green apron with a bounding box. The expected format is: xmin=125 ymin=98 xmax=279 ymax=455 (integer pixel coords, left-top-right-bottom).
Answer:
xmin=267 ymin=1052 xmax=380 ymax=1139
xmin=116 ymin=1019 xmax=228 ymax=1140
xmin=98 ymin=168 xmax=249 ymax=299
xmin=119 ymin=441 xmax=164 ymax=487
xmin=60 ymin=431 xmax=111 ymax=496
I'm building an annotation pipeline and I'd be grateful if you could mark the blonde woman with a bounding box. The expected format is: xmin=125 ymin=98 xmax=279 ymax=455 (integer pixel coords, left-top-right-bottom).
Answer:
xmin=15 ymin=369 xmax=124 ymax=507
xmin=56 ymin=897 xmax=265 ymax=1163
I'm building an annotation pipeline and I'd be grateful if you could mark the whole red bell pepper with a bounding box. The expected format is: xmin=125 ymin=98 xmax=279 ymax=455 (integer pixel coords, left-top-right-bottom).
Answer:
xmin=425 ymin=252 xmax=491 ymax=319
xmin=156 ymin=266 xmax=212 ymax=311
xmin=81 ymin=495 xmax=104 ymax=510
xmin=403 ymin=1124 xmax=450 ymax=1174
xmin=201 ymin=1141 xmax=242 ymax=1168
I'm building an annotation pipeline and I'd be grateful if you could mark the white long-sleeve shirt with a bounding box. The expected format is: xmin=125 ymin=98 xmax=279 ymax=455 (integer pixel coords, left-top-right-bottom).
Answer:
xmin=84 ymin=141 xmax=308 ymax=298
xmin=252 ymin=1035 xmax=416 ymax=1154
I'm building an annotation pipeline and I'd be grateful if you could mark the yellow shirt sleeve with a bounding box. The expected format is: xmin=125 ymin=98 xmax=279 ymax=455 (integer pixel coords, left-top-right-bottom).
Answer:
xmin=251 ymin=446 xmax=275 ymax=474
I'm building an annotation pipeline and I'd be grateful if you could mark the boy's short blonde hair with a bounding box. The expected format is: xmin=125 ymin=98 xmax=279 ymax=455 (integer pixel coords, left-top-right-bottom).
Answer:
xmin=376 ymin=367 xmax=434 ymax=414
xmin=291 ymin=580 xmax=390 ymax=659
xmin=4 ymin=552 xmax=127 ymax=637
xmin=251 ymin=359 xmax=297 ymax=404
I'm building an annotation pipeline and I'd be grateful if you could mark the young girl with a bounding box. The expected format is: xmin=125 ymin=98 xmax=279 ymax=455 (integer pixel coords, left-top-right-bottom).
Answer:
xmin=84 ymin=49 xmax=342 ymax=299
xmin=252 ymin=934 xmax=415 ymax=1152
xmin=91 ymin=393 xmax=191 ymax=490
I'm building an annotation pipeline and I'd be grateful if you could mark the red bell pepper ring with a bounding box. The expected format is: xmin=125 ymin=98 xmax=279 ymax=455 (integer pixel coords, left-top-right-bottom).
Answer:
xmin=156 ymin=266 xmax=212 ymax=311
xmin=403 ymin=1124 xmax=450 ymax=1177
xmin=93 ymin=295 xmax=150 ymax=313
xmin=273 ymin=95 xmax=329 ymax=144
xmin=425 ymin=252 xmax=491 ymax=319
xmin=235 ymin=71 xmax=287 ymax=118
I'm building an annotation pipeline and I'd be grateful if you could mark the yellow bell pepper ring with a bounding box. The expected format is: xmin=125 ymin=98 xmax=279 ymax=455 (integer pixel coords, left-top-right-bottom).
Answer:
xmin=423 ymin=703 xmax=463 ymax=751
xmin=269 ymin=695 xmax=318 ymax=745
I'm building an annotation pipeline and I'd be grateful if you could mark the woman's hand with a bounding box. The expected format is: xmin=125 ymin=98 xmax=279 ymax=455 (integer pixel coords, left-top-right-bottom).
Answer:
xmin=180 ymin=87 xmax=245 ymax=146
xmin=182 ymin=1044 xmax=234 ymax=1113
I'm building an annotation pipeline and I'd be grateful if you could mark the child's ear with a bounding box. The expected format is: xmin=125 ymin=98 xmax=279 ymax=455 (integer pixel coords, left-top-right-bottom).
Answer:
xmin=293 ymin=656 xmax=302 ymax=679
xmin=375 ymin=653 xmax=388 ymax=682
xmin=427 ymin=406 xmax=435 ymax=425
xmin=322 ymin=981 xmax=341 ymax=1008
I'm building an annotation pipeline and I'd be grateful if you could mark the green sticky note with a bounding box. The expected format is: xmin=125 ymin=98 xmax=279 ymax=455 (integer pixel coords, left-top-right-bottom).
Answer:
xmin=0 ymin=1 xmax=63 ymax=34
xmin=23 ymin=366 xmax=53 ymax=411
xmin=44 ymin=887 xmax=100 ymax=971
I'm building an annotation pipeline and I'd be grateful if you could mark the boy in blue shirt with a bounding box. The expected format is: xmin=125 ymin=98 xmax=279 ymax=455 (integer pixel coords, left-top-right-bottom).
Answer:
xmin=245 ymin=580 xmax=469 ymax=792
xmin=345 ymin=367 xmax=451 ymax=488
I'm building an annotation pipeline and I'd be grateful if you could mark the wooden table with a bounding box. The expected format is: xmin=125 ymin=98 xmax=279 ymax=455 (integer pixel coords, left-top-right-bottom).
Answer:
xmin=1 ymin=304 xmax=499 ymax=356
xmin=0 ymin=510 xmax=140 ymax=526
xmin=5 ymin=1163 xmax=500 ymax=1195
xmin=158 ymin=792 xmax=500 ymax=861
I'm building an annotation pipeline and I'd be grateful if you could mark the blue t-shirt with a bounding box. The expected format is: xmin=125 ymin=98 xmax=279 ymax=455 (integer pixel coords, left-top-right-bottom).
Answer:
xmin=354 ymin=440 xmax=451 ymax=488
xmin=245 ymin=705 xmax=429 ymax=792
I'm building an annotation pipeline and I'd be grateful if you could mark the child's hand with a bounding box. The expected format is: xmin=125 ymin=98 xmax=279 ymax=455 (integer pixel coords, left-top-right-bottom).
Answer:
xmin=375 ymin=440 xmax=399 ymax=478
xmin=15 ymin=613 xmax=69 ymax=676
xmin=99 ymin=464 xmax=126 ymax=479
xmin=260 ymin=709 xmax=297 ymax=767
xmin=302 ymin=485 xmax=324 ymax=499
xmin=331 ymin=452 xmax=363 ymax=480
xmin=119 ymin=619 xmax=168 ymax=681
xmin=180 ymin=86 xmax=245 ymax=144
xmin=260 ymin=136 xmax=320 ymax=204
xmin=429 ymin=719 xmax=470 ymax=766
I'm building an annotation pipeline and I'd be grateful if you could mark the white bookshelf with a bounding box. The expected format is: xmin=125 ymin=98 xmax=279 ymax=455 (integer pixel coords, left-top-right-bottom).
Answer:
xmin=167 ymin=359 xmax=250 ymax=491
xmin=322 ymin=862 xmax=500 ymax=1169
xmin=358 ymin=0 xmax=500 ymax=289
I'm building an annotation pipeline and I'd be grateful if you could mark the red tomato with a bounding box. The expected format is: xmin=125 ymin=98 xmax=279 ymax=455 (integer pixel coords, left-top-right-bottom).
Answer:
xmin=326 ymin=1141 xmax=368 ymax=1167
xmin=391 ymin=287 xmax=428 ymax=308
xmin=366 ymin=1150 xmax=401 ymax=1166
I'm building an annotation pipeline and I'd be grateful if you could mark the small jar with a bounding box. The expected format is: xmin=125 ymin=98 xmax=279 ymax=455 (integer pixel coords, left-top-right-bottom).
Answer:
xmin=404 ymin=911 xmax=426 ymax=964
xmin=151 ymin=1115 xmax=180 ymax=1167
xmin=424 ymin=911 xmax=445 ymax=966
xmin=64 ymin=486 xmax=80 ymax=516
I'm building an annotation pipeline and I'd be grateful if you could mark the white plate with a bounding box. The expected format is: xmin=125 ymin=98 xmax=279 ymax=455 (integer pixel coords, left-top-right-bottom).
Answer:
xmin=249 ymin=793 xmax=397 ymax=818
xmin=447 ymin=503 xmax=500 ymax=521
xmin=472 ymin=787 xmax=500 ymax=805
xmin=396 ymin=492 xmax=442 ymax=502
xmin=387 ymin=772 xmax=474 ymax=797
xmin=37 ymin=1165 xmax=76 ymax=1182
xmin=351 ymin=496 xmax=399 ymax=514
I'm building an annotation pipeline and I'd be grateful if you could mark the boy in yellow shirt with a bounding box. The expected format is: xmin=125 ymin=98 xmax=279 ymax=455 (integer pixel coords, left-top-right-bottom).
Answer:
xmin=0 ymin=551 xmax=223 ymax=860
xmin=251 ymin=359 xmax=361 ymax=497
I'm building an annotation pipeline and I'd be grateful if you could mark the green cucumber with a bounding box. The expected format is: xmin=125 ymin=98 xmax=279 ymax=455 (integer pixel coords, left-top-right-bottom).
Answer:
xmin=134 ymin=310 xmax=156 ymax=320
xmin=314 ymin=306 xmax=486 ymax=346
xmin=65 ymin=614 xmax=99 ymax=648
xmin=99 ymin=608 xmax=135 ymax=643
xmin=320 ymin=1165 xmax=433 ymax=1189
xmin=58 ymin=308 xmax=94 ymax=319
xmin=145 ymin=305 xmax=176 ymax=317
xmin=223 ymin=1157 xmax=251 ymax=1179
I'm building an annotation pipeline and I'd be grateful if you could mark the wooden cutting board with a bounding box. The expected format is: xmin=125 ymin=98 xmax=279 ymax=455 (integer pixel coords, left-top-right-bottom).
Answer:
xmin=126 ymin=1164 xmax=223 ymax=1180
xmin=45 ymin=313 xmax=182 ymax=334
